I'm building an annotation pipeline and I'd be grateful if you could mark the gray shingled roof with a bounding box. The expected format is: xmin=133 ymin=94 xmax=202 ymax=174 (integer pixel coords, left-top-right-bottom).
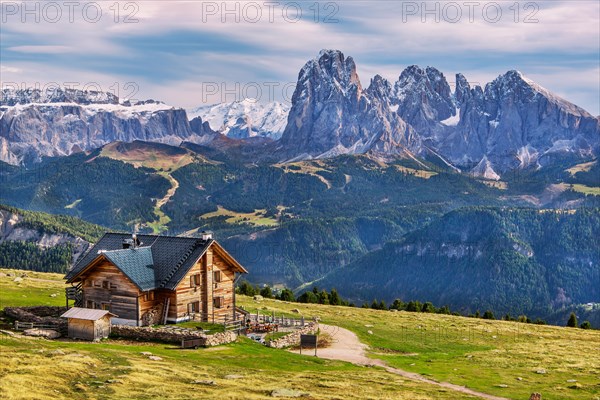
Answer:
xmin=65 ymin=233 xmax=215 ymax=290
xmin=103 ymin=247 xmax=155 ymax=291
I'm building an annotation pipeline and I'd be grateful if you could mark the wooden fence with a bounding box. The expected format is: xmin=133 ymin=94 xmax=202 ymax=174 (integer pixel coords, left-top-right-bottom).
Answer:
xmin=14 ymin=321 xmax=67 ymax=335
xmin=245 ymin=311 xmax=306 ymax=328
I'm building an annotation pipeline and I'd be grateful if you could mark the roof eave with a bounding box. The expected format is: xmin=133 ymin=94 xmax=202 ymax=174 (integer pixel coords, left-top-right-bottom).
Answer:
xmin=67 ymin=252 xmax=153 ymax=292
xmin=211 ymin=240 xmax=249 ymax=274
xmin=65 ymin=231 xmax=111 ymax=280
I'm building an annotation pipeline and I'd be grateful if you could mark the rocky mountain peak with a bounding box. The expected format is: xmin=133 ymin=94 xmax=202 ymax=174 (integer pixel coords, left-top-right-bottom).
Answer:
xmin=0 ymin=87 xmax=119 ymax=106
xmin=455 ymin=73 xmax=471 ymax=104
xmin=366 ymin=75 xmax=393 ymax=101
xmin=391 ymin=65 xmax=455 ymax=136
xmin=279 ymin=50 xmax=418 ymax=160
xmin=299 ymin=49 xmax=362 ymax=92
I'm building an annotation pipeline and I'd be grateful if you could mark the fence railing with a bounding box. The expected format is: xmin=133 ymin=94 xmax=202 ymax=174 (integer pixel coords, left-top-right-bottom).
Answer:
xmin=165 ymin=309 xmax=307 ymax=334
xmin=14 ymin=321 xmax=67 ymax=334
xmin=245 ymin=312 xmax=306 ymax=328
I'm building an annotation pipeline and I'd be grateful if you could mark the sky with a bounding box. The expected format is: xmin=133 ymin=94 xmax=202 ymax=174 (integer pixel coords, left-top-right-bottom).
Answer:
xmin=1 ymin=0 xmax=599 ymax=114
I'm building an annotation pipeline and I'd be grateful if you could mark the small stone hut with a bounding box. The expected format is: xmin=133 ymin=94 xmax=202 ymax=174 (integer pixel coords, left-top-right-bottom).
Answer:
xmin=61 ymin=307 xmax=117 ymax=341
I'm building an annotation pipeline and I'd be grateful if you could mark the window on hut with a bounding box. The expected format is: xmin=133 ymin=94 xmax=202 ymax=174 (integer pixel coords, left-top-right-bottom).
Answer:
xmin=190 ymin=274 xmax=201 ymax=287
xmin=213 ymin=296 xmax=224 ymax=309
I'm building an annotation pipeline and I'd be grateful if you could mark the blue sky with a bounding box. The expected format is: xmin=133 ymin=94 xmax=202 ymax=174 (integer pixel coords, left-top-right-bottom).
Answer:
xmin=1 ymin=1 xmax=599 ymax=114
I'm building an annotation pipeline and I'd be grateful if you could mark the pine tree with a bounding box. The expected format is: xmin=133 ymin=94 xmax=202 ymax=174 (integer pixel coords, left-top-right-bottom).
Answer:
xmin=406 ymin=301 xmax=418 ymax=312
xmin=329 ymin=289 xmax=341 ymax=306
xmin=318 ymin=290 xmax=330 ymax=305
xmin=483 ymin=310 xmax=495 ymax=320
xmin=391 ymin=299 xmax=405 ymax=310
xmin=297 ymin=291 xmax=318 ymax=304
xmin=567 ymin=312 xmax=578 ymax=327
xmin=278 ymin=288 xmax=295 ymax=302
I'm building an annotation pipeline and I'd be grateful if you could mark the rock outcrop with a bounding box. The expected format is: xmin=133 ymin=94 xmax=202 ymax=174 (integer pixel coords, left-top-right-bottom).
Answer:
xmin=267 ymin=322 xmax=318 ymax=349
xmin=0 ymin=207 xmax=91 ymax=263
xmin=278 ymin=50 xmax=418 ymax=160
xmin=278 ymin=50 xmax=599 ymax=176
xmin=0 ymin=88 xmax=213 ymax=165
xmin=110 ymin=324 xmax=237 ymax=346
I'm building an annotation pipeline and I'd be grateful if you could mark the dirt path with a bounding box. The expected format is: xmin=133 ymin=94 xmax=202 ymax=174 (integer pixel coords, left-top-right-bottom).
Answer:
xmin=292 ymin=324 xmax=509 ymax=400
xmin=156 ymin=172 xmax=179 ymax=209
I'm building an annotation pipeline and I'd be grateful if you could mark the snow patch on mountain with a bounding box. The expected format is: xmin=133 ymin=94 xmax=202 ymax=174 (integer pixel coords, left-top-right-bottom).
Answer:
xmin=441 ymin=108 xmax=460 ymax=126
xmin=188 ymin=99 xmax=289 ymax=140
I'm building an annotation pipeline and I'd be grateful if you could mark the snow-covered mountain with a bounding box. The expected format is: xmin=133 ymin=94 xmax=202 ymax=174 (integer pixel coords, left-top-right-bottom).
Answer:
xmin=2 ymin=52 xmax=598 ymax=178
xmin=0 ymin=88 xmax=214 ymax=165
xmin=188 ymin=99 xmax=289 ymax=140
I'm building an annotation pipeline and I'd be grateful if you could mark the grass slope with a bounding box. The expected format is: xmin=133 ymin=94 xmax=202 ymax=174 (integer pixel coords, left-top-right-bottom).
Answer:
xmin=238 ymin=297 xmax=600 ymax=400
xmin=0 ymin=269 xmax=65 ymax=308
xmin=1 ymin=270 xmax=599 ymax=400
xmin=0 ymin=271 xmax=475 ymax=400
xmin=99 ymin=141 xmax=197 ymax=172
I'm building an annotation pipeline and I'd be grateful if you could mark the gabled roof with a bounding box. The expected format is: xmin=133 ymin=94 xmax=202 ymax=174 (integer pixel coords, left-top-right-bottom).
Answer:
xmin=61 ymin=307 xmax=117 ymax=320
xmin=65 ymin=232 xmax=247 ymax=291
xmin=103 ymin=247 xmax=155 ymax=291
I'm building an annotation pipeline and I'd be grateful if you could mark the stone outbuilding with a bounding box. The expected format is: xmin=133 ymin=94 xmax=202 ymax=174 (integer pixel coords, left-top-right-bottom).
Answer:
xmin=61 ymin=307 xmax=117 ymax=341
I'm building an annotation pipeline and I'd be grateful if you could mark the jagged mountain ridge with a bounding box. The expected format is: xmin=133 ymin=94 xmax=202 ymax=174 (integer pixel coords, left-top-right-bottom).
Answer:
xmin=279 ymin=50 xmax=599 ymax=177
xmin=1 ymin=52 xmax=598 ymax=178
xmin=278 ymin=50 xmax=419 ymax=160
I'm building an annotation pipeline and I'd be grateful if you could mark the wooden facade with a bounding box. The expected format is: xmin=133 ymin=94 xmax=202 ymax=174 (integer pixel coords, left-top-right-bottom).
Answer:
xmin=67 ymin=317 xmax=112 ymax=341
xmin=174 ymin=247 xmax=237 ymax=322
xmin=68 ymin=238 xmax=246 ymax=326
xmin=79 ymin=260 xmax=140 ymax=322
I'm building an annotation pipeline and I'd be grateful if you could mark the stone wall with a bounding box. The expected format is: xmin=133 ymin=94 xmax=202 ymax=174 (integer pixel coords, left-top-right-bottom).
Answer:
xmin=4 ymin=306 xmax=67 ymax=330
xmin=267 ymin=322 xmax=318 ymax=349
xmin=203 ymin=331 xmax=238 ymax=347
xmin=111 ymin=325 xmax=237 ymax=347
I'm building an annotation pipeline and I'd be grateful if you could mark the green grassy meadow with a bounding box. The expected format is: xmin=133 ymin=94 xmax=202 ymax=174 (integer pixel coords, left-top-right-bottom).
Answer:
xmin=1 ymin=269 xmax=599 ymax=400
xmin=238 ymin=297 xmax=600 ymax=400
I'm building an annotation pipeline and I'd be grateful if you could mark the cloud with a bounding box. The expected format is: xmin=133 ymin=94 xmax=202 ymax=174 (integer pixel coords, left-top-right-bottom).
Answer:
xmin=0 ymin=0 xmax=598 ymax=113
xmin=6 ymin=45 xmax=74 ymax=54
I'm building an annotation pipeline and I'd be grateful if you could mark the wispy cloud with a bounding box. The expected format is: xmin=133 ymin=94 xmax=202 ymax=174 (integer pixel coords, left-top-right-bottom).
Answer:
xmin=1 ymin=0 xmax=598 ymax=113
xmin=7 ymin=45 xmax=74 ymax=54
